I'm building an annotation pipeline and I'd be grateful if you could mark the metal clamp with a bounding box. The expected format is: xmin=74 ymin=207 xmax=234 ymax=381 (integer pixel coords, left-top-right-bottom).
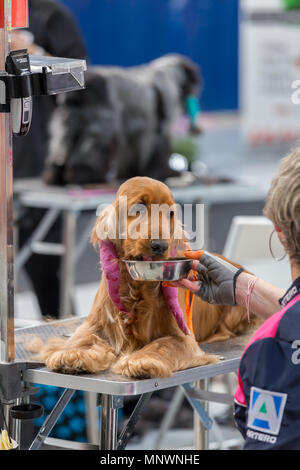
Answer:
xmin=0 ymin=361 xmax=44 ymax=401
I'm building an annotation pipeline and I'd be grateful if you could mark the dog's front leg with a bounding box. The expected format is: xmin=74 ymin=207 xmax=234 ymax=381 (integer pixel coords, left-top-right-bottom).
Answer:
xmin=111 ymin=335 xmax=218 ymax=378
xmin=43 ymin=323 xmax=117 ymax=374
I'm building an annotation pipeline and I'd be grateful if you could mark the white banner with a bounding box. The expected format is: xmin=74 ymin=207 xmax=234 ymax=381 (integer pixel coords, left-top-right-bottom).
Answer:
xmin=240 ymin=0 xmax=300 ymax=145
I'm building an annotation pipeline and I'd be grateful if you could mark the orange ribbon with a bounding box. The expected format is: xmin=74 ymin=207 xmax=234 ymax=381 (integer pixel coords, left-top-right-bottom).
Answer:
xmin=184 ymin=249 xmax=205 ymax=337
xmin=162 ymin=249 xmax=205 ymax=337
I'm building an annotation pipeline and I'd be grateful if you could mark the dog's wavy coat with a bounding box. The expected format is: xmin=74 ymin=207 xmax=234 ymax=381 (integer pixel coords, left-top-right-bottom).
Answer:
xmin=43 ymin=177 xmax=257 ymax=378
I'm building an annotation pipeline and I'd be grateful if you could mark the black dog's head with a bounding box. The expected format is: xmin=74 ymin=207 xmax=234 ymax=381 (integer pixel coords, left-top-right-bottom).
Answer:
xmin=150 ymin=54 xmax=201 ymax=110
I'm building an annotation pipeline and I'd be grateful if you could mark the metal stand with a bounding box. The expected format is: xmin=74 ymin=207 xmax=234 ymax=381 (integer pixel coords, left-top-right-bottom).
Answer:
xmin=29 ymin=388 xmax=75 ymax=450
xmin=25 ymin=382 xmax=237 ymax=450
xmin=193 ymin=379 xmax=209 ymax=450
xmin=117 ymin=392 xmax=153 ymax=450
xmin=84 ymin=392 xmax=99 ymax=445
xmin=154 ymin=387 xmax=185 ymax=450
xmin=99 ymin=395 xmax=123 ymax=450
xmin=99 ymin=392 xmax=155 ymax=450
xmin=0 ymin=0 xmax=15 ymax=365
xmin=182 ymin=381 xmax=213 ymax=437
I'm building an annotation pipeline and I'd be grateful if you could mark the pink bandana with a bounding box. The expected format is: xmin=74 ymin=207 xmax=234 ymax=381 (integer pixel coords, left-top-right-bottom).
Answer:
xmin=99 ymin=240 xmax=189 ymax=335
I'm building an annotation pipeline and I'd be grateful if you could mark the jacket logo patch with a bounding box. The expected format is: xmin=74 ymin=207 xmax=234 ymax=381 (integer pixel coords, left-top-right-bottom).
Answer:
xmin=247 ymin=387 xmax=287 ymax=436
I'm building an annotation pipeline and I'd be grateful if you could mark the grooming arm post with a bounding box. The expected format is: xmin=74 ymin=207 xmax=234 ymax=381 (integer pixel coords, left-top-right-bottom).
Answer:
xmin=0 ymin=0 xmax=14 ymax=363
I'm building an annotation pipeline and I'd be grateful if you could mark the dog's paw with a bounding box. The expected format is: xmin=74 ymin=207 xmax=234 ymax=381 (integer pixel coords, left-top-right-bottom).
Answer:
xmin=111 ymin=354 xmax=173 ymax=378
xmin=190 ymin=353 xmax=219 ymax=367
xmin=45 ymin=347 xmax=116 ymax=374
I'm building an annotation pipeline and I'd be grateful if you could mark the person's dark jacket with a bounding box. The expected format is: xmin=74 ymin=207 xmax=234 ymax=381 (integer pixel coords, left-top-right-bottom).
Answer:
xmin=234 ymin=277 xmax=300 ymax=449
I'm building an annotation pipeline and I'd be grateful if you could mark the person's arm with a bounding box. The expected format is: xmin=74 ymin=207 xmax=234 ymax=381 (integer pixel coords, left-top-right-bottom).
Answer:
xmin=175 ymin=251 xmax=285 ymax=319
xmin=235 ymin=271 xmax=284 ymax=320
xmin=12 ymin=30 xmax=48 ymax=55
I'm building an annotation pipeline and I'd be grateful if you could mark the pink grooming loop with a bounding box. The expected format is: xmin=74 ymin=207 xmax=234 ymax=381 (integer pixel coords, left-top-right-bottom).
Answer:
xmin=99 ymin=240 xmax=189 ymax=334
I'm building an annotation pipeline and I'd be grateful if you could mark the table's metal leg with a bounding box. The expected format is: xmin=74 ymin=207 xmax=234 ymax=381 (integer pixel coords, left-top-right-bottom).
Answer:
xmin=84 ymin=392 xmax=99 ymax=445
xmin=194 ymin=379 xmax=209 ymax=450
xmin=29 ymin=388 xmax=75 ymax=450
xmin=154 ymin=387 xmax=185 ymax=450
xmin=60 ymin=210 xmax=78 ymax=318
xmin=117 ymin=392 xmax=152 ymax=450
xmin=99 ymin=395 xmax=123 ymax=450
xmin=180 ymin=381 xmax=212 ymax=450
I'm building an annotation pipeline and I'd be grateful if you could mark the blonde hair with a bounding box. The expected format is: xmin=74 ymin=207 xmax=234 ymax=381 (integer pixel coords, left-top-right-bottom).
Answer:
xmin=264 ymin=148 xmax=300 ymax=265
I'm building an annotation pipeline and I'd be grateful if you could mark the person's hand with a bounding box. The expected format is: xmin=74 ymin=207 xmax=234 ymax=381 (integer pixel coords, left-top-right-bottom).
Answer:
xmin=12 ymin=30 xmax=45 ymax=55
xmin=173 ymin=250 xmax=243 ymax=305
xmin=12 ymin=30 xmax=33 ymax=50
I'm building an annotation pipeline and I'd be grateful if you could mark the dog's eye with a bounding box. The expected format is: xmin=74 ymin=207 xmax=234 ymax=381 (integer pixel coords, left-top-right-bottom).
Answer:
xmin=137 ymin=200 xmax=147 ymax=207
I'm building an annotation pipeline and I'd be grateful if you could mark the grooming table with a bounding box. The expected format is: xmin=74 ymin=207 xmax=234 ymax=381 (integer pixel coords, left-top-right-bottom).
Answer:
xmin=15 ymin=317 xmax=248 ymax=450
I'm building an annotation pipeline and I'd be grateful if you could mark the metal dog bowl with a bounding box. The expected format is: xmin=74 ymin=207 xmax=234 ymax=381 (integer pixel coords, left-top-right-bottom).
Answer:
xmin=123 ymin=258 xmax=193 ymax=281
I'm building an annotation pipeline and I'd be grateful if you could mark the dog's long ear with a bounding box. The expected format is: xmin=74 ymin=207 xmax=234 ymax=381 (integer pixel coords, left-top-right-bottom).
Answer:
xmin=181 ymin=57 xmax=201 ymax=94
xmin=182 ymin=58 xmax=202 ymax=87
xmin=91 ymin=203 xmax=118 ymax=247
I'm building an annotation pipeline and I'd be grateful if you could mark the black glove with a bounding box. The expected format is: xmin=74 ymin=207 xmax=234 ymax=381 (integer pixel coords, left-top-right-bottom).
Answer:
xmin=193 ymin=252 xmax=243 ymax=305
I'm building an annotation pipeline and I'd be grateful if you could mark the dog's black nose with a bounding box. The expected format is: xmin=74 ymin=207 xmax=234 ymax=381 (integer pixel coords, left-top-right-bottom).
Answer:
xmin=150 ymin=239 xmax=168 ymax=255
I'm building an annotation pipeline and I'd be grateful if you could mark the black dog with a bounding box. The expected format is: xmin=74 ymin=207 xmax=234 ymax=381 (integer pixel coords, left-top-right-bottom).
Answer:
xmin=43 ymin=54 xmax=201 ymax=186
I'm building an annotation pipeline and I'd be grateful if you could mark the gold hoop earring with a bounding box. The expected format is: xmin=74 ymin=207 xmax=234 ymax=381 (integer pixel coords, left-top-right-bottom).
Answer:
xmin=269 ymin=229 xmax=287 ymax=261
